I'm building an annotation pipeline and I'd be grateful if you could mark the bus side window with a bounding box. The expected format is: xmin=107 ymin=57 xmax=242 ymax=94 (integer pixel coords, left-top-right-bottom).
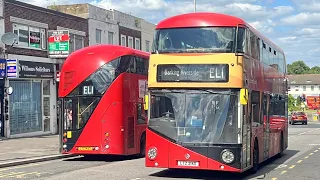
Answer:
xmin=135 ymin=56 xmax=146 ymax=75
xmin=129 ymin=56 xmax=136 ymax=73
xmin=143 ymin=58 xmax=149 ymax=76
xmin=117 ymin=55 xmax=131 ymax=75
xmin=137 ymin=103 xmax=146 ymax=124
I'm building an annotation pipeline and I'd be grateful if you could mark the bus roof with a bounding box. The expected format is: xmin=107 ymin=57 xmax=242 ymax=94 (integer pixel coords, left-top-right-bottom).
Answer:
xmin=156 ymin=12 xmax=284 ymax=54
xmin=59 ymin=44 xmax=150 ymax=97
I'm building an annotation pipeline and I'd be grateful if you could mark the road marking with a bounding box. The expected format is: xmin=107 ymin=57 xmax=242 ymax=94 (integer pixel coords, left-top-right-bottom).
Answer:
xmin=0 ymin=163 xmax=41 ymax=172
xmin=314 ymin=150 xmax=318 ymax=152
xmin=309 ymin=153 xmax=314 ymax=155
xmin=304 ymin=156 xmax=309 ymax=159
xmin=130 ymin=178 xmax=141 ymax=180
xmin=271 ymin=178 xmax=277 ymax=180
xmin=297 ymin=160 xmax=303 ymax=163
xmin=288 ymin=165 xmax=295 ymax=169
xmin=299 ymin=133 xmax=305 ymax=135
xmin=280 ymin=170 xmax=287 ymax=175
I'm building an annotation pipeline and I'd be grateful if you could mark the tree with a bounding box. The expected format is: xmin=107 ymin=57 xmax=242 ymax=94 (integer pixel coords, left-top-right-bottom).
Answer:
xmin=287 ymin=60 xmax=320 ymax=75
xmin=288 ymin=94 xmax=299 ymax=112
xmin=308 ymin=66 xmax=320 ymax=74
xmin=287 ymin=60 xmax=310 ymax=75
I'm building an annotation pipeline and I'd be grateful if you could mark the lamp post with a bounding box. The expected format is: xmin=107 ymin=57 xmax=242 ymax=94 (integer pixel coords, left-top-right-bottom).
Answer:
xmin=194 ymin=0 xmax=196 ymax=12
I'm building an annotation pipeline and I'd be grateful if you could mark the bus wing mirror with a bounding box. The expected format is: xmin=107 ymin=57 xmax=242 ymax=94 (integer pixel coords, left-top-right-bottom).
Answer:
xmin=240 ymin=88 xmax=248 ymax=105
xmin=144 ymin=95 xmax=149 ymax=110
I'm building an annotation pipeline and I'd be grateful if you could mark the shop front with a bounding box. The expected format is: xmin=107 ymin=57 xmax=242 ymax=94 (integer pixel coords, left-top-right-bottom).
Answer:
xmin=8 ymin=60 xmax=56 ymax=137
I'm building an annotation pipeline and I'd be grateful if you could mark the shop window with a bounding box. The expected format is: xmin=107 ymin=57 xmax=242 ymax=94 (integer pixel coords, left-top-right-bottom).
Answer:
xmin=9 ymin=80 xmax=42 ymax=135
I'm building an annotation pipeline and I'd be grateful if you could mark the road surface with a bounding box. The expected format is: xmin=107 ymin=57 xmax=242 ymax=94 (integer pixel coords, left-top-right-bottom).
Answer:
xmin=1 ymin=122 xmax=320 ymax=180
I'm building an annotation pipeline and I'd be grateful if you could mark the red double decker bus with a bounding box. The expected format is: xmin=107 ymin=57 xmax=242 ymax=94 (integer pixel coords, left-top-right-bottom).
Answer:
xmin=145 ymin=13 xmax=288 ymax=173
xmin=59 ymin=45 xmax=149 ymax=157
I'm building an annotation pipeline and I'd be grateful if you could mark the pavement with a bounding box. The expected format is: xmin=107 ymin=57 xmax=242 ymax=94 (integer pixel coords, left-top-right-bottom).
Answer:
xmin=1 ymin=122 xmax=320 ymax=179
xmin=0 ymin=135 xmax=73 ymax=168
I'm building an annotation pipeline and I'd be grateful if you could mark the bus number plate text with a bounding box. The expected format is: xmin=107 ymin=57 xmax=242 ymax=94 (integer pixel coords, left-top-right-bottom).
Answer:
xmin=177 ymin=161 xmax=199 ymax=167
xmin=77 ymin=147 xmax=93 ymax=151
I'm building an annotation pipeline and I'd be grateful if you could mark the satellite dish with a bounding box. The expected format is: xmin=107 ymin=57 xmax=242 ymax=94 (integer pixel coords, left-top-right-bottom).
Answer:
xmin=1 ymin=32 xmax=18 ymax=46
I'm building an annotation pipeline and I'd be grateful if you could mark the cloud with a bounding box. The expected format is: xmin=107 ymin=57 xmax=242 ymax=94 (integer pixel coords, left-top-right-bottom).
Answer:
xmin=281 ymin=13 xmax=320 ymax=26
xmin=292 ymin=0 xmax=320 ymax=12
xmin=249 ymin=19 xmax=276 ymax=33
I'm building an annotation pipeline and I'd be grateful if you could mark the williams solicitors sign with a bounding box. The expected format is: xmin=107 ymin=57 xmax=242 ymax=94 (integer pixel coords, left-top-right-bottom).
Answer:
xmin=19 ymin=61 xmax=54 ymax=78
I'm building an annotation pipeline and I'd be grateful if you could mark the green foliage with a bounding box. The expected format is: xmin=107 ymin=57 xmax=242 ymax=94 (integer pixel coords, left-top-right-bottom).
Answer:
xmin=296 ymin=95 xmax=301 ymax=106
xmin=288 ymin=94 xmax=300 ymax=112
xmin=48 ymin=2 xmax=59 ymax=11
xmin=308 ymin=66 xmax=320 ymax=74
xmin=287 ymin=60 xmax=320 ymax=75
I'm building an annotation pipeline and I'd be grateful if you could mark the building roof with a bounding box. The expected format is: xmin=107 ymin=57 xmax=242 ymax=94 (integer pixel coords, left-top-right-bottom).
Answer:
xmin=288 ymin=74 xmax=320 ymax=85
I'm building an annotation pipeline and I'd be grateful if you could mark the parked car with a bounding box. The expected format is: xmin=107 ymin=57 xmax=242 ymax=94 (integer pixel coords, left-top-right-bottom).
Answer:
xmin=289 ymin=111 xmax=308 ymax=125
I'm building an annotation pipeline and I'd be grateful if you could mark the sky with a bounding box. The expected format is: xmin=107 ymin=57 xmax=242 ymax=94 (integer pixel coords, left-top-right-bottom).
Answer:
xmin=21 ymin=0 xmax=320 ymax=67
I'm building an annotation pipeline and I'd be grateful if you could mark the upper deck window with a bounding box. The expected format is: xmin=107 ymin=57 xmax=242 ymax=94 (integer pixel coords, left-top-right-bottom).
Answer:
xmin=153 ymin=27 xmax=237 ymax=53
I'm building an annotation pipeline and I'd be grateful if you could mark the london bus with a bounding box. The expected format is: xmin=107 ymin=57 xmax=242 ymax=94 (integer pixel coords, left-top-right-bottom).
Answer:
xmin=59 ymin=44 xmax=149 ymax=157
xmin=144 ymin=12 xmax=288 ymax=173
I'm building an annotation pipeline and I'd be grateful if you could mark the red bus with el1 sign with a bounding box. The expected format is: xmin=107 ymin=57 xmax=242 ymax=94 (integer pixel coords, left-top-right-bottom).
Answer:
xmin=59 ymin=44 xmax=149 ymax=157
xmin=145 ymin=12 xmax=288 ymax=173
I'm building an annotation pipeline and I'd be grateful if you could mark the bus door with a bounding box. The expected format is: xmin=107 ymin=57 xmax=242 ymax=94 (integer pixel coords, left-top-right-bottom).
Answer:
xmin=262 ymin=94 xmax=270 ymax=160
xmin=242 ymin=92 xmax=252 ymax=169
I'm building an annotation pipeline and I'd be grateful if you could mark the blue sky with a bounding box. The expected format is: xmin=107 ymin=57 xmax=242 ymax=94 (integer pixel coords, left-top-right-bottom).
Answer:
xmin=22 ymin=0 xmax=320 ymax=67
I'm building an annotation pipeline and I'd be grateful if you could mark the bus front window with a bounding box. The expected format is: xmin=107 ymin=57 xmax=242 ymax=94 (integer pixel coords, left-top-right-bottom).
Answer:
xmin=148 ymin=89 xmax=239 ymax=144
xmin=153 ymin=27 xmax=237 ymax=53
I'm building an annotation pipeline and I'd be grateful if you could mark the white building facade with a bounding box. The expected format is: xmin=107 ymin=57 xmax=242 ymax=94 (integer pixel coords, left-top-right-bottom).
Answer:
xmin=288 ymin=74 xmax=320 ymax=98
xmin=141 ymin=20 xmax=155 ymax=52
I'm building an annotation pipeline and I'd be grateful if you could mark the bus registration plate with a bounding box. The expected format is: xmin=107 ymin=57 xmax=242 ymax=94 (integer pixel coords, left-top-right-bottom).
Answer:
xmin=177 ymin=161 xmax=199 ymax=167
xmin=78 ymin=147 xmax=93 ymax=151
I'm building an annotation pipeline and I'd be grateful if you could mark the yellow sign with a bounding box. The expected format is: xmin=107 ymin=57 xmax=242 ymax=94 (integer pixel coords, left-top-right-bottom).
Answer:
xmin=240 ymin=88 xmax=248 ymax=105
xmin=144 ymin=95 xmax=149 ymax=110
xmin=78 ymin=147 xmax=93 ymax=151
xmin=67 ymin=131 xmax=72 ymax=138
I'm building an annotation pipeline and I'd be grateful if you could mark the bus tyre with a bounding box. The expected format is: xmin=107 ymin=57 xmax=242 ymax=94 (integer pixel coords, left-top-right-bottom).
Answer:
xmin=139 ymin=135 xmax=146 ymax=157
xmin=250 ymin=143 xmax=259 ymax=174
xmin=277 ymin=134 xmax=284 ymax=158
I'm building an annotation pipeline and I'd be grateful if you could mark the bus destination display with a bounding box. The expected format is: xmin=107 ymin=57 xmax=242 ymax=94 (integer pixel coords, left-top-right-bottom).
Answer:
xmin=157 ymin=64 xmax=229 ymax=82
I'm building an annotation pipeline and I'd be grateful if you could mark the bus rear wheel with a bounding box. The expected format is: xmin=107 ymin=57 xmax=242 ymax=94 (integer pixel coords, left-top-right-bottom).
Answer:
xmin=250 ymin=142 xmax=259 ymax=174
xmin=139 ymin=135 xmax=146 ymax=157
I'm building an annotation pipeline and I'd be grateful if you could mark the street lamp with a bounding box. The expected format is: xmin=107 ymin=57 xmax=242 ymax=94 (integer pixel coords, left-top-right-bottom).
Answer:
xmin=194 ymin=0 xmax=196 ymax=12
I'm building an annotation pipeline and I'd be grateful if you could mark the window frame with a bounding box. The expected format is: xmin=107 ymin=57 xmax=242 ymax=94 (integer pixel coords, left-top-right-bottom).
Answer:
xmin=135 ymin=38 xmax=140 ymax=50
xmin=145 ymin=40 xmax=150 ymax=52
xmin=108 ymin=31 xmax=114 ymax=44
xmin=121 ymin=34 xmax=126 ymax=47
xmin=69 ymin=33 xmax=85 ymax=53
xmin=128 ymin=36 xmax=133 ymax=48
xmin=12 ymin=23 xmax=46 ymax=50
xmin=96 ymin=28 xmax=102 ymax=44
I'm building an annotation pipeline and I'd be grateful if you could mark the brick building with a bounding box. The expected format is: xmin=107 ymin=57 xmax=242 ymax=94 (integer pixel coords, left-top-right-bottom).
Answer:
xmin=1 ymin=0 xmax=88 ymax=138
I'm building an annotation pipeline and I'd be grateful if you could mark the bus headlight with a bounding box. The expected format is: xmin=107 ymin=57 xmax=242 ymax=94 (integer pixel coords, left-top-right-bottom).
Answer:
xmin=220 ymin=149 xmax=235 ymax=164
xmin=147 ymin=147 xmax=158 ymax=160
